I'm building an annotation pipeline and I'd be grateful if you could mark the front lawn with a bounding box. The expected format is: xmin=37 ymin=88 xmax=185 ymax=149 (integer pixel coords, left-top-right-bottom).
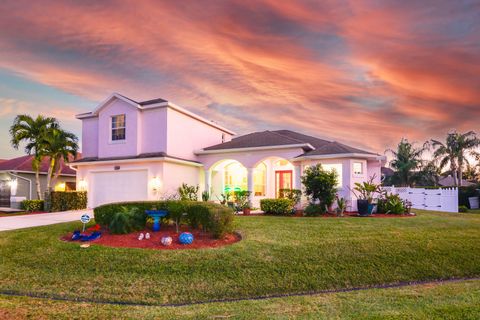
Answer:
xmin=1 ymin=280 xmax=479 ymax=319
xmin=0 ymin=210 xmax=479 ymax=306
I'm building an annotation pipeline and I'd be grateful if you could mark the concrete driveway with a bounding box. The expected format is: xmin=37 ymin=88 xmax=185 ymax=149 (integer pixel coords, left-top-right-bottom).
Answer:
xmin=0 ymin=209 xmax=93 ymax=232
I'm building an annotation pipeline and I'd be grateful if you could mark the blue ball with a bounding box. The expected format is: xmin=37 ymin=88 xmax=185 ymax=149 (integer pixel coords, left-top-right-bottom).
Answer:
xmin=179 ymin=232 xmax=194 ymax=244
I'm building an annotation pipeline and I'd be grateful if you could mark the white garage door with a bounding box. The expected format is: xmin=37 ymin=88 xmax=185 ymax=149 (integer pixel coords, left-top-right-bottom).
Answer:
xmin=91 ymin=170 xmax=148 ymax=207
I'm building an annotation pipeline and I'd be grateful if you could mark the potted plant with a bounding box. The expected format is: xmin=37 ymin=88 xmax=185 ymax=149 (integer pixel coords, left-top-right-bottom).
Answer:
xmin=234 ymin=190 xmax=252 ymax=215
xmin=350 ymin=176 xmax=383 ymax=216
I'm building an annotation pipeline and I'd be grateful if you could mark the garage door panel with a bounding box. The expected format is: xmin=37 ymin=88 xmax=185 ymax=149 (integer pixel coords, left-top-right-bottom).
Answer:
xmin=92 ymin=170 xmax=148 ymax=207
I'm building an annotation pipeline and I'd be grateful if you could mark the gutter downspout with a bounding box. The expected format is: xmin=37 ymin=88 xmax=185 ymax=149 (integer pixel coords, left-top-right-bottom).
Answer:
xmin=9 ymin=171 xmax=32 ymax=200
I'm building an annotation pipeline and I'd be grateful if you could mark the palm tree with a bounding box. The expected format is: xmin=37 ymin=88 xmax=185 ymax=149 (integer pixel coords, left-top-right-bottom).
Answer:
xmin=431 ymin=131 xmax=480 ymax=186
xmin=385 ymin=138 xmax=428 ymax=186
xmin=41 ymin=125 xmax=79 ymax=192
xmin=10 ymin=115 xmax=58 ymax=199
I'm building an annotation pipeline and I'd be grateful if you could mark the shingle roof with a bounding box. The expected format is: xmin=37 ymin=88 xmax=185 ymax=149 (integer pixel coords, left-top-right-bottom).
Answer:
xmin=115 ymin=93 xmax=167 ymax=106
xmin=72 ymin=152 xmax=200 ymax=164
xmin=203 ymin=130 xmax=378 ymax=157
xmin=203 ymin=130 xmax=309 ymax=151
xmin=0 ymin=155 xmax=77 ymax=175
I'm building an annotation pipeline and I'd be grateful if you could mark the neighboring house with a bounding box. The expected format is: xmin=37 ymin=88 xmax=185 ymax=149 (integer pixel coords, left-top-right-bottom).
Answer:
xmin=438 ymin=176 xmax=476 ymax=187
xmin=0 ymin=155 xmax=77 ymax=208
xmin=73 ymin=93 xmax=386 ymax=209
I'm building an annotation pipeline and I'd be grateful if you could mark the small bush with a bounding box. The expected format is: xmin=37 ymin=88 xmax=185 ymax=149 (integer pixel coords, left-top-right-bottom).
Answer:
xmin=20 ymin=199 xmax=44 ymax=212
xmin=377 ymin=193 xmax=405 ymax=214
xmin=260 ymin=198 xmax=295 ymax=215
xmin=109 ymin=207 xmax=147 ymax=234
xmin=50 ymin=191 xmax=87 ymax=212
xmin=304 ymin=203 xmax=326 ymax=217
xmin=279 ymin=188 xmax=302 ymax=205
xmin=459 ymin=205 xmax=469 ymax=213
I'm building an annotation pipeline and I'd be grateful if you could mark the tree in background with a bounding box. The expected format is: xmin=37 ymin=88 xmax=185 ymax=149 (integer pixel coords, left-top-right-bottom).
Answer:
xmin=10 ymin=115 xmax=58 ymax=199
xmin=42 ymin=124 xmax=79 ymax=192
xmin=385 ymin=138 xmax=428 ymax=187
xmin=431 ymin=131 xmax=480 ymax=186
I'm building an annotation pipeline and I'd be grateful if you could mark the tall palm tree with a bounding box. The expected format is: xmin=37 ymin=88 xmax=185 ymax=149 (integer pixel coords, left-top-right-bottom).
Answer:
xmin=385 ymin=138 xmax=428 ymax=187
xmin=41 ymin=125 xmax=79 ymax=192
xmin=10 ymin=115 xmax=58 ymax=199
xmin=431 ymin=131 xmax=480 ymax=186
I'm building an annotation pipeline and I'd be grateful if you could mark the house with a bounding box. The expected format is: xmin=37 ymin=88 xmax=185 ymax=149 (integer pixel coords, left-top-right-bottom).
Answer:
xmin=439 ymin=175 xmax=476 ymax=187
xmin=73 ymin=93 xmax=386 ymax=209
xmin=0 ymin=155 xmax=77 ymax=208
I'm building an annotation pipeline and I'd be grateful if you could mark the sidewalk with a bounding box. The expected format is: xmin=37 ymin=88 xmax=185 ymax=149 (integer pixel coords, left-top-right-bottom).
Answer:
xmin=0 ymin=209 xmax=93 ymax=232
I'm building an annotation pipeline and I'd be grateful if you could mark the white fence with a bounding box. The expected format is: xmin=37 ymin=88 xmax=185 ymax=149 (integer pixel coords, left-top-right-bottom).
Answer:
xmin=382 ymin=186 xmax=458 ymax=213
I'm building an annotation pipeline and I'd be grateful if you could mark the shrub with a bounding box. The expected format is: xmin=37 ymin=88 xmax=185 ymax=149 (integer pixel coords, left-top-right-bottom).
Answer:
xmin=279 ymin=188 xmax=302 ymax=205
xmin=186 ymin=203 xmax=234 ymax=238
xmin=304 ymin=203 xmax=326 ymax=216
xmin=94 ymin=201 xmax=234 ymax=238
xmin=201 ymin=190 xmax=210 ymax=202
xmin=20 ymin=199 xmax=44 ymax=212
xmin=260 ymin=198 xmax=295 ymax=215
xmin=178 ymin=183 xmax=199 ymax=201
xmin=109 ymin=207 xmax=147 ymax=234
xmin=301 ymin=164 xmax=338 ymax=209
xmin=459 ymin=205 xmax=469 ymax=213
xmin=377 ymin=193 xmax=405 ymax=214
xmin=459 ymin=185 xmax=479 ymax=209
xmin=49 ymin=191 xmax=87 ymax=212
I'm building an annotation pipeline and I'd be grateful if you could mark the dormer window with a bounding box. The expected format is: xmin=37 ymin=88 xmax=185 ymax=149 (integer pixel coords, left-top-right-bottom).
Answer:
xmin=111 ymin=114 xmax=126 ymax=141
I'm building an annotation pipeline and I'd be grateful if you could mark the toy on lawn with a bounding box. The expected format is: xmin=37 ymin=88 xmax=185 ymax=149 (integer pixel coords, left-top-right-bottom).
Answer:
xmin=71 ymin=230 xmax=102 ymax=242
xmin=161 ymin=236 xmax=173 ymax=246
xmin=179 ymin=232 xmax=194 ymax=245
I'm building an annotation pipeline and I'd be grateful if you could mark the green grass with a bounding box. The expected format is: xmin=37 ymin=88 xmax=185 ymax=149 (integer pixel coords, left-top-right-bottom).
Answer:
xmin=1 ymin=280 xmax=479 ymax=319
xmin=0 ymin=210 xmax=480 ymax=306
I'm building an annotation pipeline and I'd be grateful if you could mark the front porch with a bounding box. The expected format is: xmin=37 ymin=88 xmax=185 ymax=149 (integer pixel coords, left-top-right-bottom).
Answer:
xmin=204 ymin=157 xmax=302 ymax=208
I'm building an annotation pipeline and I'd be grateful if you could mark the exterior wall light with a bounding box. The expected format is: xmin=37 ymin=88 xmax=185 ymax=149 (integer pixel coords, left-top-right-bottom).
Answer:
xmin=78 ymin=179 xmax=87 ymax=191
xmin=152 ymin=177 xmax=162 ymax=192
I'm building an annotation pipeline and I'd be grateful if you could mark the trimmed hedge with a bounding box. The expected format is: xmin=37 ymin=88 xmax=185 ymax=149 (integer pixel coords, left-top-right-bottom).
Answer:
xmin=20 ymin=199 xmax=44 ymax=212
xmin=260 ymin=198 xmax=295 ymax=215
xmin=50 ymin=191 xmax=87 ymax=212
xmin=94 ymin=201 xmax=234 ymax=238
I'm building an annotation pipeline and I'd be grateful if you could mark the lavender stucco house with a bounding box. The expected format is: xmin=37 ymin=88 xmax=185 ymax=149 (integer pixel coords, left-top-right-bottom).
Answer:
xmin=72 ymin=93 xmax=386 ymax=209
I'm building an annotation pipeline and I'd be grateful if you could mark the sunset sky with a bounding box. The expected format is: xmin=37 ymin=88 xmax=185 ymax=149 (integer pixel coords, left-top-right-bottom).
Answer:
xmin=0 ymin=0 xmax=479 ymax=158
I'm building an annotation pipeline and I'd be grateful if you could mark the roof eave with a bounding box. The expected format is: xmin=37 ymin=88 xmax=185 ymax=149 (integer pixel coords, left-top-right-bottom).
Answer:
xmin=196 ymin=143 xmax=314 ymax=155
xmin=71 ymin=156 xmax=203 ymax=167
xmin=293 ymin=153 xmax=386 ymax=161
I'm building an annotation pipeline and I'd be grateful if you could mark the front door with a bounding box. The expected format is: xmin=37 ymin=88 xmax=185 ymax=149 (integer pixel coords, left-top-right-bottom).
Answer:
xmin=0 ymin=180 xmax=11 ymax=207
xmin=275 ymin=170 xmax=292 ymax=198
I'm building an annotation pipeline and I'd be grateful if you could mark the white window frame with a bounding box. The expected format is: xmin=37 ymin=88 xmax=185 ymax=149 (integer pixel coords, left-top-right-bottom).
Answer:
xmin=353 ymin=161 xmax=364 ymax=175
xmin=110 ymin=114 xmax=126 ymax=143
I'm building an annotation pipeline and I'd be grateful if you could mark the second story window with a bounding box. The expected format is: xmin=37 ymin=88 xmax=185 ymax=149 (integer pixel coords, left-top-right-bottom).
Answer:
xmin=111 ymin=114 xmax=126 ymax=141
xmin=353 ymin=162 xmax=363 ymax=175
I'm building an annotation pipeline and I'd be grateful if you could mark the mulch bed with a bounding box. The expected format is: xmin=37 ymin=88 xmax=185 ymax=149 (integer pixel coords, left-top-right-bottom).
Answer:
xmin=62 ymin=225 xmax=241 ymax=250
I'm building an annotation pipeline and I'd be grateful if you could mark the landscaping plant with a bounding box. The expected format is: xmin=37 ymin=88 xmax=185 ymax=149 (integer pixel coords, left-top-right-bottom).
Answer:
xmin=234 ymin=190 xmax=251 ymax=213
xmin=336 ymin=196 xmax=346 ymax=217
xmin=301 ymin=164 xmax=338 ymax=213
xmin=109 ymin=206 xmax=147 ymax=234
xmin=350 ymin=175 xmax=383 ymax=215
xmin=201 ymin=190 xmax=210 ymax=202
xmin=20 ymin=199 xmax=44 ymax=212
xmin=260 ymin=198 xmax=295 ymax=215
xmin=279 ymin=188 xmax=302 ymax=207
xmin=178 ymin=183 xmax=199 ymax=201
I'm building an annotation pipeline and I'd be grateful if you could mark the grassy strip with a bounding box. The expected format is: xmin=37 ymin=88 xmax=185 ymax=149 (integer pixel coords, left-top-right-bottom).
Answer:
xmin=1 ymin=280 xmax=479 ymax=319
xmin=0 ymin=210 xmax=480 ymax=305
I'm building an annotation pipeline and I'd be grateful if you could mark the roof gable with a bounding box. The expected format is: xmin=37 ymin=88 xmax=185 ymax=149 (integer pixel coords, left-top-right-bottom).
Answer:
xmin=0 ymin=155 xmax=78 ymax=175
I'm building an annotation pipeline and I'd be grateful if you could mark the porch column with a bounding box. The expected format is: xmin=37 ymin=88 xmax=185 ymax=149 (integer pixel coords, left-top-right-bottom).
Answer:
xmin=293 ymin=164 xmax=302 ymax=190
xmin=204 ymin=169 xmax=211 ymax=199
xmin=247 ymin=167 xmax=254 ymax=206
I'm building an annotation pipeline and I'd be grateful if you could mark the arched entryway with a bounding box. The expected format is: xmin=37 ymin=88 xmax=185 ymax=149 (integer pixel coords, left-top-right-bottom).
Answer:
xmin=205 ymin=156 xmax=301 ymax=208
